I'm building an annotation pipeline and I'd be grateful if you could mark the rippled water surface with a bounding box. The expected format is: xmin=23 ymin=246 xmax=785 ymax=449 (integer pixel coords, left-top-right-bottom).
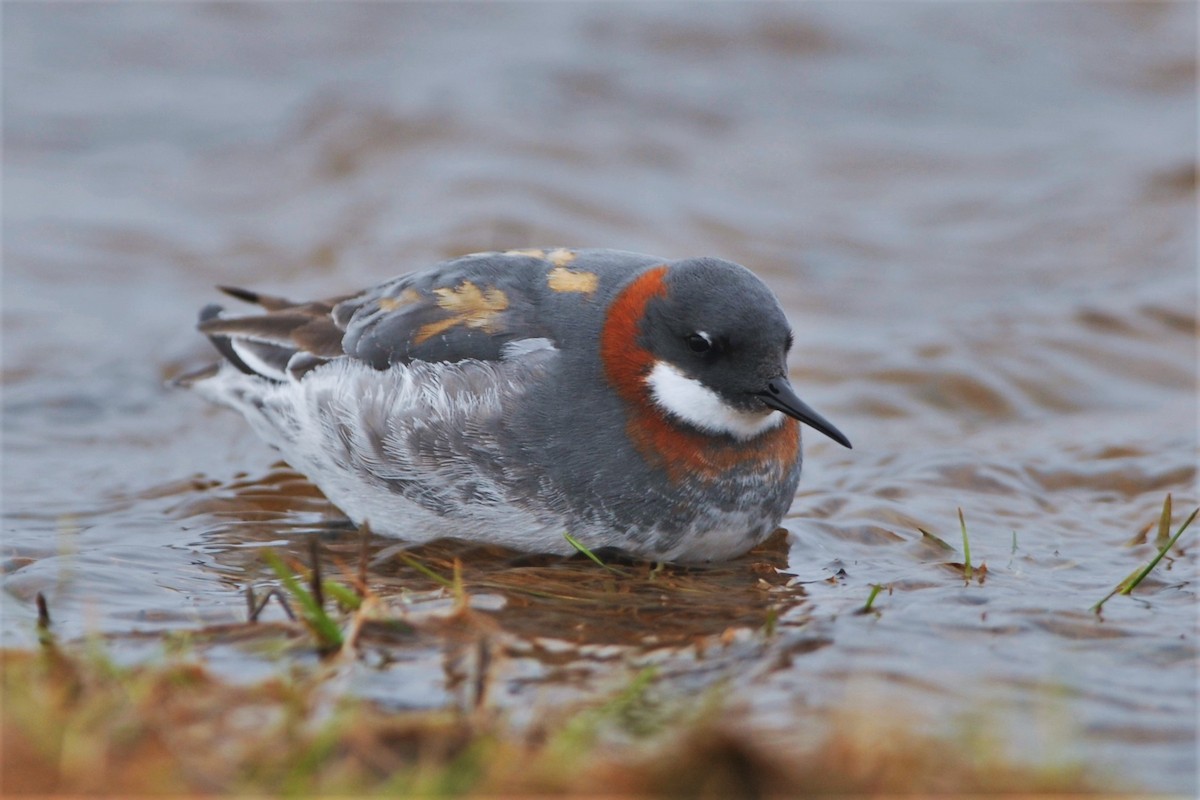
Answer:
xmin=4 ymin=3 xmax=1196 ymax=793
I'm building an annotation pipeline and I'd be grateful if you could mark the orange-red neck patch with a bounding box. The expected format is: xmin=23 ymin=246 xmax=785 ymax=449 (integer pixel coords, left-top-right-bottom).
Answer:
xmin=599 ymin=266 xmax=799 ymax=482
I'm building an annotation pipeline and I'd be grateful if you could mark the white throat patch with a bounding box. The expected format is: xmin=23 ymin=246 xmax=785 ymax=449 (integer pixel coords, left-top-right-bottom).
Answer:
xmin=645 ymin=361 xmax=784 ymax=441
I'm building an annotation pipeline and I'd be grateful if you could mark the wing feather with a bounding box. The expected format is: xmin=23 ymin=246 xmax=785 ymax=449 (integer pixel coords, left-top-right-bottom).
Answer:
xmin=337 ymin=254 xmax=551 ymax=368
xmin=196 ymin=251 xmax=582 ymax=381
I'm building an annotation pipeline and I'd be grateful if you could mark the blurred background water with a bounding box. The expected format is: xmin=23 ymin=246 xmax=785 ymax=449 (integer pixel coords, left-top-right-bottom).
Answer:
xmin=3 ymin=2 xmax=1196 ymax=792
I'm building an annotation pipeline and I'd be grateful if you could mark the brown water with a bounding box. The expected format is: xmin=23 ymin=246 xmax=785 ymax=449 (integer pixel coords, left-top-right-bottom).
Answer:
xmin=3 ymin=2 xmax=1196 ymax=793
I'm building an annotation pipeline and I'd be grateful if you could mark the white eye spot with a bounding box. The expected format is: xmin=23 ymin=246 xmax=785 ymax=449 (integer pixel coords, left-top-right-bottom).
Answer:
xmin=645 ymin=361 xmax=783 ymax=441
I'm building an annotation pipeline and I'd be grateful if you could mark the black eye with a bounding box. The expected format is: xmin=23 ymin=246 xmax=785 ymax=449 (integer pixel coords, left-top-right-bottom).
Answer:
xmin=686 ymin=332 xmax=712 ymax=353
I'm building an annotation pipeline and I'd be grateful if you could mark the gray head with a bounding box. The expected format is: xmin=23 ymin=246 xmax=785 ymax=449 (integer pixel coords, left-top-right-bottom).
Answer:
xmin=636 ymin=258 xmax=851 ymax=447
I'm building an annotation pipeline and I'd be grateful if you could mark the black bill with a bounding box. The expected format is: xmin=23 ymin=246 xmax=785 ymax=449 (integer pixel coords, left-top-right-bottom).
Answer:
xmin=756 ymin=379 xmax=852 ymax=449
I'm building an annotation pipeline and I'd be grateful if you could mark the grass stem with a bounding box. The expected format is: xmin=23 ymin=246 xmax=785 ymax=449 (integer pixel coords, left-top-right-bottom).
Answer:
xmin=1155 ymin=493 xmax=1173 ymax=549
xmin=959 ymin=508 xmax=972 ymax=581
xmin=1092 ymin=498 xmax=1198 ymax=614
xmin=262 ymin=549 xmax=343 ymax=652
xmin=35 ymin=592 xmax=54 ymax=647
xmin=859 ymin=584 xmax=886 ymax=614
xmin=563 ymin=532 xmax=620 ymax=574
xmin=395 ymin=552 xmax=456 ymax=589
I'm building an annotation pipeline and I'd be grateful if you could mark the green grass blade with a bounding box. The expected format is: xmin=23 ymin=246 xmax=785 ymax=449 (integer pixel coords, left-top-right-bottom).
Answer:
xmin=1119 ymin=506 xmax=1197 ymax=596
xmin=563 ymin=532 xmax=619 ymax=573
xmin=262 ymin=549 xmax=343 ymax=650
xmin=1154 ymin=493 xmax=1173 ymax=548
xmin=322 ymin=579 xmax=362 ymax=611
xmin=1092 ymin=505 xmax=1198 ymax=613
xmin=395 ymin=552 xmax=455 ymax=589
xmin=451 ymin=558 xmax=468 ymax=610
xmin=1091 ymin=574 xmax=1135 ymax=615
xmin=763 ymin=605 xmax=779 ymax=636
xmin=958 ymin=508 xmax=972 ymax=580
xmin=860 ymin=584 xmax=885 ymax=614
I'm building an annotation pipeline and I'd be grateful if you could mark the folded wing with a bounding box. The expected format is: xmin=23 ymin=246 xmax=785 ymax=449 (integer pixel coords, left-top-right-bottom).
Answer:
xmin=197 ymin=252 xmax=561 ymax=381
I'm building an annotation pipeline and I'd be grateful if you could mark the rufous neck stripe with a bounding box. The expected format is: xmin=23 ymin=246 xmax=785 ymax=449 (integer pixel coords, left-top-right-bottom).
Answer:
xmin=599 ymin=265 xmax=668 ymax=401
xmin=598 ymin=263 xmax=799 ymax=482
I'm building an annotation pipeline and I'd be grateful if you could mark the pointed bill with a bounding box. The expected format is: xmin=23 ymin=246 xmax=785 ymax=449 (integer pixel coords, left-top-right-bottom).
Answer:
xmin=757 ymin=379 xmax=852 ymax=449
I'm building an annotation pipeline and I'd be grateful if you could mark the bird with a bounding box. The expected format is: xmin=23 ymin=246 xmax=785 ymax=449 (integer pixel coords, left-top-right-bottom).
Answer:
xmin=183 ymin=248 xmax=851 ymax=563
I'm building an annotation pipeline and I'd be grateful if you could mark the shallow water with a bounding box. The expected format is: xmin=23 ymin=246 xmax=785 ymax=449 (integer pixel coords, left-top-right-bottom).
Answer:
xmin=3 ymin=2 xmax=1197 ymax=792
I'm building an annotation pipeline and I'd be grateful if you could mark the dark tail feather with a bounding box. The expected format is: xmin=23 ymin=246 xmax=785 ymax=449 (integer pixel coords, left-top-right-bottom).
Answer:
xmin=218 ymin=285 xmax=297 ymax=311
xmin=199 ymin=303 xmax=257 ymax=376
xmin=171 ymin=363 xmax=219 ymax=388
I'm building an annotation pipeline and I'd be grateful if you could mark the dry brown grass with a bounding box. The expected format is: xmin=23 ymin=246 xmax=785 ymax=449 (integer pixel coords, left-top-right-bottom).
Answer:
xmin=3 ymin=642 xmax=1098 ymax=798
